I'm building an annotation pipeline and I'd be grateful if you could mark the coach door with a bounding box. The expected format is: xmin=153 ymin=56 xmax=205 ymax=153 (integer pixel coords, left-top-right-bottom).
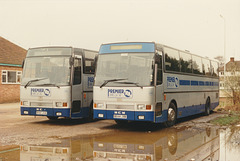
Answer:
xmin=71 ymin=55 xmax=83 ymax=117
xmin=155 ymin=51 xmax=164 ymax=122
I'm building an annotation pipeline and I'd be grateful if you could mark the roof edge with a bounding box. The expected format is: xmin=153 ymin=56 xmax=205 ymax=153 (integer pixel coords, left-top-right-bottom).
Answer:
xmin=0 ymin=63 xmax=22 ymax=67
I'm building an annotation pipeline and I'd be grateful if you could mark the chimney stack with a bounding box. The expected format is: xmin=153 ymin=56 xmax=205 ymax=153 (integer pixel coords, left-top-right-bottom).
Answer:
xmin=230 ymin=57 xmax=235 ymax=62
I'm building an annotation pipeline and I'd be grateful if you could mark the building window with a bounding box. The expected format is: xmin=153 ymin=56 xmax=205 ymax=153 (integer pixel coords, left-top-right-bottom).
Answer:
xmin=220 ymin=83 xmax=224 ymax=87
xmin=1 ymin=70 xmax=22 ymax=84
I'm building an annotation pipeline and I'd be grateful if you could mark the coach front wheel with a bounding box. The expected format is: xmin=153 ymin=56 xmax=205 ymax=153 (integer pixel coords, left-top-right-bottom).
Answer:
xmin=164 ymin=103 xmax=177 ymax=127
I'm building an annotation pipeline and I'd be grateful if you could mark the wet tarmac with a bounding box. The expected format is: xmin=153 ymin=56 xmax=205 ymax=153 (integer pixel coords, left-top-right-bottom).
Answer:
xmin=1 ymin=124 xmax=240 ymax=161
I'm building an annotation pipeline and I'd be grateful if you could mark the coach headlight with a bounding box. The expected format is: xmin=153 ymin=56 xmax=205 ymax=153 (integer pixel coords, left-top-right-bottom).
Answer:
xmin=56 ymin=102 xmax=68 ymax=107
xmin=21 ymin=101 xmax=29 ymax=106
xmin=137 ymin=104 xmax=145 ymax=110
xmin=137 ymin=104 xmax=152 ymax=110
xmin=94 ymin=103 xmax=104 ymax=109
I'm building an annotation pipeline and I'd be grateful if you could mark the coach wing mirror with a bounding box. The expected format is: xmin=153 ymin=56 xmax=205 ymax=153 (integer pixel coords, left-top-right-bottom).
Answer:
xmin=69 ymin=57 xmax=74 ymax=66
xmin=152 ymin=60 xmax=155 ymax=69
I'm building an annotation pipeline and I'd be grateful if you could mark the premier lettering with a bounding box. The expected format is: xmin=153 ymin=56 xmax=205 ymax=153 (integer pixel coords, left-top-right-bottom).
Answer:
xmin=167 ymin=77 xmax=176 ymax=82
xmin=108 ymin=89 xmax=133 ymax=98
xmin=31 ymin=88 xmax=44 ymax=93
xmin=108 ymin=89 xmax=124 ymax=94
xmin=31 ymin=88 xmax=51 ymax=97
xmin=167 ymin=76 xmax=179 ymax=89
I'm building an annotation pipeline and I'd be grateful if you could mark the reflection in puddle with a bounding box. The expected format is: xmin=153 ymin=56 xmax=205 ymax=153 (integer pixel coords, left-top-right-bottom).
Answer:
xmin=1 ymin=126 xmax=240 ymax=161
xmin=20 ymin=137 xmax=93 ymax=161
xmin=220 ymin=126 xmax=240 ymax=160
xmin=93 ymin=128 xmax=219 ymax=161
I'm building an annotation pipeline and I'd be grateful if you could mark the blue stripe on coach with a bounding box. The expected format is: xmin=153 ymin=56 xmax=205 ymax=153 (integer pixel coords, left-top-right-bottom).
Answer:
xmin=179 ymin=80 xmax=218 ymax=87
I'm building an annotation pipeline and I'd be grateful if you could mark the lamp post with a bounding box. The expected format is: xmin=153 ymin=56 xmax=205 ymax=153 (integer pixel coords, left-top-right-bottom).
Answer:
xmin=220 ymin=14 xmax=226 ymax=90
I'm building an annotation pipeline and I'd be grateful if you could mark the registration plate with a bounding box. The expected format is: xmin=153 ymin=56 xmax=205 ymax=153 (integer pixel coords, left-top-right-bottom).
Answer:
xmin=113 ymin=115 xmax=127 ymax=119
xmin=36 ymin=111 xmax=47 ymax=115
xmin=113 ymin=144 xmax=127 ymax=149
xmin=32 ymin=158 xmax=50 ymax=161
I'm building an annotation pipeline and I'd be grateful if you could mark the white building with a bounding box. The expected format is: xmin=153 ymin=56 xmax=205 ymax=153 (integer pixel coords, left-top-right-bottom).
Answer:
xmin=219 ymin=57 xmax=240 ymax=105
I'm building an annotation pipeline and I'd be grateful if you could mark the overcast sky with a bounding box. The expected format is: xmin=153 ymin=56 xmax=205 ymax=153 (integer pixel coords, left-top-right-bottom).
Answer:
xmin=0 ymin=0 xmax=240 ymax=61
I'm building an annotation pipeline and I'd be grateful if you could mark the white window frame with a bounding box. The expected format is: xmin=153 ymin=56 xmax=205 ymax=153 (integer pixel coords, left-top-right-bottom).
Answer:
xmin=1 ymin=70 xmax=22 ymax=84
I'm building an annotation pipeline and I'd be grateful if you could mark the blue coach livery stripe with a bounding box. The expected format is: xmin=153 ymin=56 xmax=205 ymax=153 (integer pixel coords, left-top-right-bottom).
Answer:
xmin=21 ymin=106 xmax=90 ymax=119
xmin=191 ymin=80 xmax=199 ymax=86
xmin=94 ymin=101 xmax=219 ymax=123
xmin=180 ymin=80 xmax=218 ymax=87
xmin=199 ymin=81 xmax=204 ymax=86
xmin=180 ymin=80 xmax=190 ymax=86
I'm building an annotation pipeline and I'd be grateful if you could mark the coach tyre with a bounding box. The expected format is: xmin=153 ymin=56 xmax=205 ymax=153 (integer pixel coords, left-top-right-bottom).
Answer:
xmin=87 ymin=102 xmax=94 ymax=121
xmin=204 ymin=97 xmax=211 ymax=116
xmin=164 ymin=102 xmax=177 ymax=127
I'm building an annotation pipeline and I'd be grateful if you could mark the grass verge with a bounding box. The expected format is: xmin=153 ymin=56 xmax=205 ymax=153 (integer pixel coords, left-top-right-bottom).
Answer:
xmin=210 ymin=111 xmax=240 ymax=126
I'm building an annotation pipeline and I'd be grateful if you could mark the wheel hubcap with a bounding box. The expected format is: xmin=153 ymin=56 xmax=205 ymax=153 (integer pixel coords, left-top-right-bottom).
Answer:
xmin=168 ymin=108 xmax=175 ymax=121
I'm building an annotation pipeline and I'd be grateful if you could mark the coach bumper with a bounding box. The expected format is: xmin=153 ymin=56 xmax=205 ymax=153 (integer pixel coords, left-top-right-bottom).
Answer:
xmin=93 ymin=109 xmax=155 ymax=122
xmin=20 ymin=107 xmax=70 ymax=117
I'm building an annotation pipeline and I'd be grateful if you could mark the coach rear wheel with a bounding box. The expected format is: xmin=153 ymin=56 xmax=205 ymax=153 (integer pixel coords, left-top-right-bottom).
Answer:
xmin=204 ymin=98 xmax=211 ymax=116
xmin=164 ymin=103 xmax=177 ymax=127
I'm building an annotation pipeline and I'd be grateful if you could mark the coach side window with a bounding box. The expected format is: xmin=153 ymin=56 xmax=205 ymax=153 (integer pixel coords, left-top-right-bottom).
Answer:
xmin=211 ymin=61 xmax=219 ymax=77
xmin=192 ymin=55 xmax=203 ymax=75
xmin=156 ymin=51 xmax=162 ymax=85
xmin=202 ymin=58 xmax=211 ymax=76
xmin=73 ymin=58 xmax=81 ymax=85
xmin=84 ymin=51 xmax=96 ymax=74
xmin=180 ymin=52 xmax=192 ymax=73
xmin=164 ymin=47 xmax=180 ymax=72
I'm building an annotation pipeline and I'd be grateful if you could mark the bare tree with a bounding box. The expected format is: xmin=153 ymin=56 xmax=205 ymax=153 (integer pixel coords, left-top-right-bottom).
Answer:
xmin=224 ymin=63 xmax=240 ymax=108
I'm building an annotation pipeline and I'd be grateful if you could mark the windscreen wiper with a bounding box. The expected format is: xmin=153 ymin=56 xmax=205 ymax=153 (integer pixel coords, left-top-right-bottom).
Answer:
xmin=24 ymin=78 xmax=48 ymax=88
xmin=36 ymin=83 xmax=60 ymax=88
xmin=100 ymin=78 xmax=127 ymax=88
xmin=115 ymin=81 xmax=143 ymax=88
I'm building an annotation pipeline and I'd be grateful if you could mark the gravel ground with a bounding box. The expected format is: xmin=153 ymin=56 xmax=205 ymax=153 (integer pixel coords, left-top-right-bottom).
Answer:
xmin=0 ymin=103 xmax=114 ymax=146
xmin=0 ymin=103 xmax=225 ymax=146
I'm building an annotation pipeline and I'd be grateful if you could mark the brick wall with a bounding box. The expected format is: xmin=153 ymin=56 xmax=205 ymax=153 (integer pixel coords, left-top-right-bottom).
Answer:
xmin=0 ymin=66 xmax=23 ymax=103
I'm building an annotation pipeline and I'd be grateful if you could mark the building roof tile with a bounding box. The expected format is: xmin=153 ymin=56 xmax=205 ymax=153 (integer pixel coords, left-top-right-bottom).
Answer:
xmin=0 ymin=36 xmax=27 ymax=65
xmin=218 ymin=58 xmax=240 ymax=72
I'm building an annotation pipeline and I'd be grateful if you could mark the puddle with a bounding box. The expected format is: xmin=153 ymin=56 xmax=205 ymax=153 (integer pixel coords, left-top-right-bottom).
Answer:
xmin=219 ymin=126 xmax=240 ymax=160
xmin=93 ymin=127 xmax=219 ymax=161
xmin=0 ymin=126 xmax=240 ymax=161
xmin=0 ymin=145 xmax=20 ymax=161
